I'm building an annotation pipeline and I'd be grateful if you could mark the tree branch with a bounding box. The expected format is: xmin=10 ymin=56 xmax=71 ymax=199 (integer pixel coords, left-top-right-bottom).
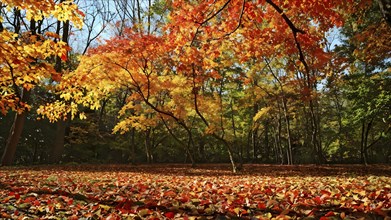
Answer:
xmin=191 ymin=0 xmax=232 ymax=46
xmin=266 ymin=0 xmax=309 ymax=69
xmin=266 ymin=0 xmax=311 ymax=89
xmin=192 ymin=64 xmax=209 ymax=127
xmin=218 ymin=0 xmax=245 ymax=39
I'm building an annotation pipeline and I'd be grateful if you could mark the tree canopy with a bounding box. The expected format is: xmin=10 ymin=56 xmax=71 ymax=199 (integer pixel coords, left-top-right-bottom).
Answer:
xmin=0 ymin=0 xmax=390 ymax=169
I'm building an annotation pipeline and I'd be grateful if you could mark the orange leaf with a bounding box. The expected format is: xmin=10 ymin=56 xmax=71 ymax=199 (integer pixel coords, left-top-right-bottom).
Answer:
xmin=163 ymin=190 xmax=177 ymax=198
xmin=76 ymin=9 xmax=85 ymax=17
xmin=52 ymin=73 xmax=62 ymax=82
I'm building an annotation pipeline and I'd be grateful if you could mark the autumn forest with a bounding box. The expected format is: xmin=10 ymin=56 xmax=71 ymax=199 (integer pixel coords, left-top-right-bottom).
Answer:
xmin=0 ymin=0 xmax=390 ymax=219
xmin=1 ymin=0 xmax=390 ymax=168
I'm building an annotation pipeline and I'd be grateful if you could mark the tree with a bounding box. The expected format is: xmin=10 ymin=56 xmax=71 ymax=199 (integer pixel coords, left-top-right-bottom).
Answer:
xmin=334 ymin=0 xmax=391 ymax=164
xmin=49 ymin=0 xmax=115 ymax=164
xmin=45 ymin=0 xmax=360 ymax=169
xmin=0 ymin=0 xmax=83 ymax=165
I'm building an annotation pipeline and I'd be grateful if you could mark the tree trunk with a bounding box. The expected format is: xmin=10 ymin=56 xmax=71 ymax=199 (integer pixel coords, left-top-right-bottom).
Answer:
xmin=0 ymin=3 xmax=3 ymax=32
xmin=130 ymin=127 xmax=136 ymax=165
xmin=198 ymin=138 xmax=206 ymax=162
xmin=2 ymin=116 xmax=24 ymax=165
xmin=160 ymin=114 xmax=196 ymax=166
xmin=49 ymin=120 xmax=67 ymax=163
xmin=211 ymin=134 xmax=238 ymax=172
xmin=1 ymin=11 xmax=32 ymax=166
xmin=145 ymin=128 xmax=152 ymax=163
xmin=98 ymin=99 xmax=108 ymax=132
xmin=230 ymin=100 xmax=243 ymax=166
xmin=252 ymin=127 xmax=258 ymax=161
xmin=185 ymin=128 xmax=196 ymax=167
xmin=360 ymin=119 xmax=373 ymax=165
xmin=364 ymin=119 xmax=373 ymax=165
xmin=333 ymin=94 xmax=345 ymax=161
xmin=277 ymin=114 xmax=285 ymax=164
xmin=266 ymin=58 xmax=293 ymax=164
xmin=264 ymin=121 xmax=270 ymax=162
xmin=147 ymin=0 xmax=152 ymax=34
xmin=360 ymin=121 xmax=367 ymax=165
xmin=377 ymin=0 xmax=391 ymax=26
xmin=250 ymin=102 xmax=259 ymax=162
xmin=1 ymin=89 xmax=29 ymax=166
xmin=225 ymin=141 xmax=237 ymax=173
xmin=246 ymin=130 xmax=251 ymax=161
xmin=309 ymin=99 xmax=324 ymax=164
xmin=2 ymin=113 xmax=25 ymax=166
xmin=282 ymin=98 xmax=293 ymax=164
xmin=51 ymin=16 xmax=70 ymax=163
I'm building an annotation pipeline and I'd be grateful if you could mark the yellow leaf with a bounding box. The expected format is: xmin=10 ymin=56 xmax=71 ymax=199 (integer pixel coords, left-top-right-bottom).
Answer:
xmin=99 ymin=204 xmax=111 ymax=211
xmin=138 ymin=209 xmax=150 ymax=217
xmin=234 ymin=207 xmax=241 ymax=216
xmin=79 ymin=112 xmax=86 ymax=120
xmin=60 ymin=93 xmax=72 ymax=101
xmin=253 ymin=107 xmax=271 ymax=122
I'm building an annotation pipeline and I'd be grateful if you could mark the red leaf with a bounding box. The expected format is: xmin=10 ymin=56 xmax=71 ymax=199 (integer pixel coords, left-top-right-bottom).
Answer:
xmin=67 ymin=198 xmax=74 ymax=205
xmin=201 ymin=199 xmax=211 ymax=205
xmin=24 ymin=196 xmax=35 ymax=203
xmin=265 ymin=188 xmax=273 ymax=195
xmin=13 ymin=59 xmax=22 ymax=65
xmin=33 ymin=200 xmax=40 ymax=206
xmin=320 ymin=190 xmax=331 ymax=196
xmin=123 ymin=201 xmax=133 ymax=210
xmin=180 ymin=195 xmax=189 ymax=203
xmin=257 ymin=202 xmax=266 ymax=210
xmin=76 ymin=9 xmax=85 ymax=17
xmin=314 ymin=196 xmax=322 ymax=204
xmin=61 ymin=54 xmax=67 ymax=61
xmin=164 ymin=212 xmax=175 ymax=219
xmin=252 ymin=189 xmax=262 ymax=195
xmin=325 ymin=211 xmax=335 ymax=217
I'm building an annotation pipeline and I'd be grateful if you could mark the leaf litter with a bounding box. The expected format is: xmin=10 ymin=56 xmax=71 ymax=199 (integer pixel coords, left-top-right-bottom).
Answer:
xmin=0 ymin=164 xmax=390 ymax=219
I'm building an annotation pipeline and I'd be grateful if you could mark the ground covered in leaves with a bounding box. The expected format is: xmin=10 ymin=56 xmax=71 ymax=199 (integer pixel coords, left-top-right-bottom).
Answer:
xmin=0 ymin=164 xmax=390 ymax=219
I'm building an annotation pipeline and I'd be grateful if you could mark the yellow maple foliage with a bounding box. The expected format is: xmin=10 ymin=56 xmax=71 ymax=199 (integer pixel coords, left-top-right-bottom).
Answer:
xmin=0 ymin=0 xmax=84 ymax=115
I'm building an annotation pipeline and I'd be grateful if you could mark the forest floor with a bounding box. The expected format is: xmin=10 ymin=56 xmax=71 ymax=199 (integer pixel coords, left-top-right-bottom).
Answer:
xmin=0 ymin=164 xmax=390 ymax=219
